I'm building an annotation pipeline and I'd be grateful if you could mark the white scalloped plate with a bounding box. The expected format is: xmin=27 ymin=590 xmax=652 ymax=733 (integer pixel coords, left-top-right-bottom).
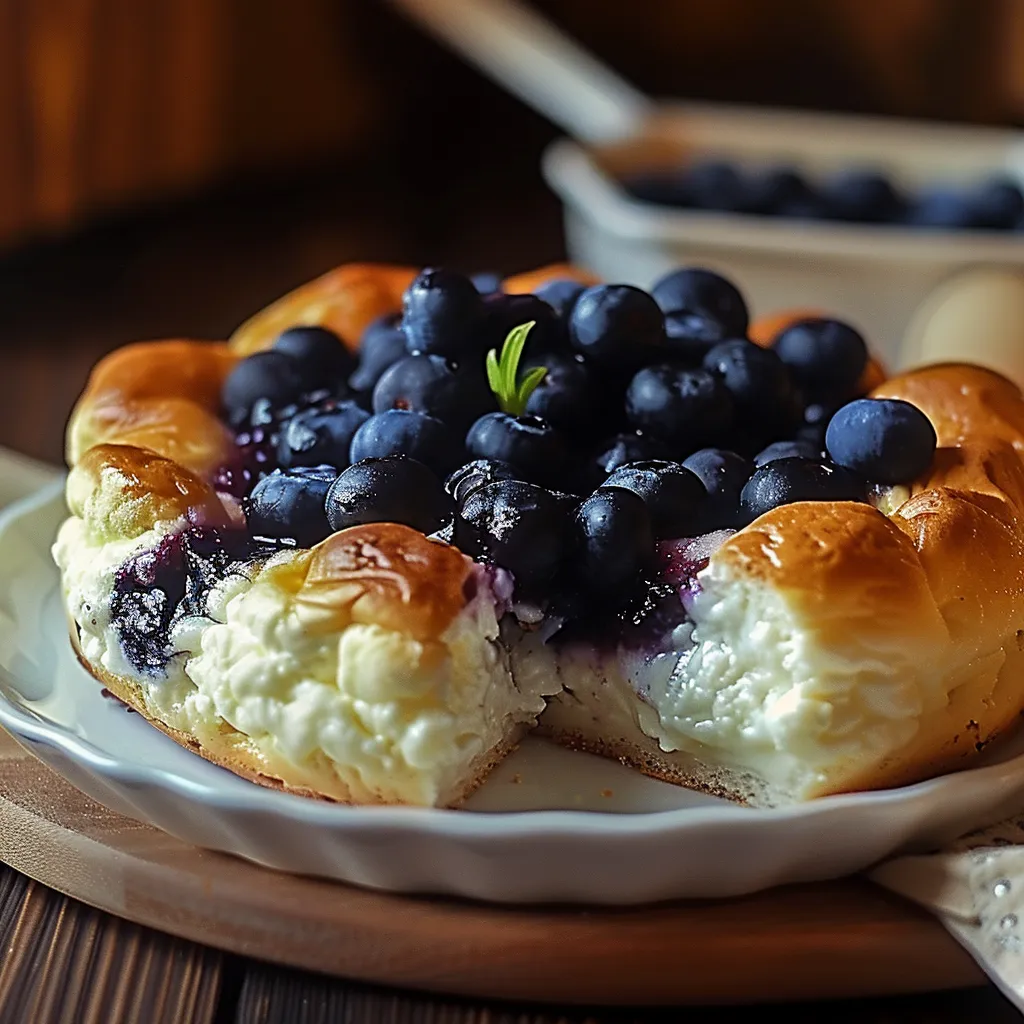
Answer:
xmin=5 ymin=481 xmax=1024 ymax=904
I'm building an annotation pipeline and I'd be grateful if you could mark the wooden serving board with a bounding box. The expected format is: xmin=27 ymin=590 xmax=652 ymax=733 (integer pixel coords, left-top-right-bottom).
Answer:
xmin=0 ymin=727 xmax=987 ymax=1006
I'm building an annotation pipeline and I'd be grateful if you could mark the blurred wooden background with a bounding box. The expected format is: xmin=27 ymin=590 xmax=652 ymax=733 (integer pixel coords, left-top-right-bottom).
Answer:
xmin=0 ymin=0 xmax=1022 ymax=249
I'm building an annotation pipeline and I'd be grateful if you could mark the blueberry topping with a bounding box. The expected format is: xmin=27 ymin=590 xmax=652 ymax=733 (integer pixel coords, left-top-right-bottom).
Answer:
xmin=325 ymin=456 xmax=453 ymax=535
xmin=533 ymin=278 xmax=585 ymax=320
xmin=222 ymin=351 xmax=306 ymax=426
xmin=277 ymin=400 xmax=369 ymax=469
xmin=455 ymin=480 xmax=572 ymax=591
xmin=349 ymin=409 xmax=464 ymax=476
xmin=650 ymin=267 xmax=749 ymax=336
xmin=372 ymin=353 xmax=495 ymax=430
xmin=581 ymin=432 xmax=674 ymax=493
xmin=246 ymin=466 xmax=336 ymax=547
xmin=482 ymin=293 xmax=564 ymax=357
xmin=569 ymin=284 xmax=666 ymax=368
xmin=572 ymin=490 xmax=655 ymax=599
xmin=349 ymin=314 xmax=407 ymax=393
xmin=663 ymin=309 xmax=729 ymax=363
xmin=272 ymin=326 xmax=355 ymax=392
xmin=825 ymin=398 xmax=937 ymax=485
xmin=602 ymin=460 xmax=705 ymax=539
xmin=522 ymin=352 xmax=607 ymax=438
xmin=471 ymin=270 xmax=503 ymax=295
xmin=821 ymin=168 xmax=904 ymax=223
xmin=445 ymin=458 xmax=517 ymax=505
xmin=971 ymin=176 xmax=1024 ymax=231
xmin=796 ymin=401 xmax=837 ymax=446
xmin=680 ymin=159 xmax=747 ymax=212
xmin=702 ymin=339 xmax=800 ymax=437
xmin=401 ymin=268 xmax=486 ymax=359
xmin=681 ymin=448 xmax=753 ymax=530
xmin=625 ymin=365 xmax=734 ymax=452
xmin=746 ymin=166 xmax=817 ymax=216
xmin=771 ymin=318 xmax=868 ymax=404
xmin=907 ymin=187 xmax=982 ymax=230
xmin=465 ymin=412 xmax=568 ymax=487
xmin=739 ymin=458 xmax=866 ymax=522
xmin=753 ymin=438 xmax=823 ymax=467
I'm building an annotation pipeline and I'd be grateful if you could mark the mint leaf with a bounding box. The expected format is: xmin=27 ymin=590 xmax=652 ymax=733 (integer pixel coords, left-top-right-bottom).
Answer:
xmin=485 ymin=320 xmax=544 ymax=416
xmin=515 ymin=365 xmax=547 ymax=410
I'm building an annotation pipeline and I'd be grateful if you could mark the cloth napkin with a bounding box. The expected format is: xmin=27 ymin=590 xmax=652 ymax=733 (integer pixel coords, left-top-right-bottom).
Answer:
xmin=3 ymin=444 xmax=1023 ymax=1009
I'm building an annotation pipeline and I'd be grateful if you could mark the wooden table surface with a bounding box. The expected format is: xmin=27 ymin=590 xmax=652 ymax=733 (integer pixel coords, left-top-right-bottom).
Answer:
xmin=0 ymin=161 xmax=1020 ymax=1022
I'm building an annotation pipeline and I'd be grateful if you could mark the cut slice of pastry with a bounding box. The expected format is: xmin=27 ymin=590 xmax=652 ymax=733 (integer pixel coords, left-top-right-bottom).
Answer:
xmin=54 ymin=261 xmax=1024 ymax=807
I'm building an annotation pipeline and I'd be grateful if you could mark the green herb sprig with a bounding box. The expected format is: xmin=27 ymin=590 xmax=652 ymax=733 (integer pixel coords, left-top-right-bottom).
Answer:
xmin=485 ymin=321 xmax=547 ymax=416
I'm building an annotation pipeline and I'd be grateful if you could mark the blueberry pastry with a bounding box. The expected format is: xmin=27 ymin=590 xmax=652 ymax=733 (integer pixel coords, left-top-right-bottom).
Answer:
xmin=54 ymin=261 xmax=1024 ymax=807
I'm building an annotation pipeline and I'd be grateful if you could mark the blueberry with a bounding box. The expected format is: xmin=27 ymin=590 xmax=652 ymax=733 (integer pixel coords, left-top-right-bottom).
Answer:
xmin=533 ymin=279 xmax=585 ymax=320
xmin=650 ymin=267 xmax=748 ymax=337
xmin=821 ymin=168 xmax=904 ymax=223
xmin=325 ymin=456 xmax=453 ymax=535
xmin=623 ymin=170 xmax=691 ymax=206
xmin=276 ymin=400 xmax=369 ymax=469
xmin=681 ymin=448 xmax=753 ymax=530
xmin=349 ymin=409 xmax=464 ymax=476
xmin=471 ymin=270 xmax=503 ymax=295
xmin=771 ymin=318 xmax=868 ymax=404
xmin=702 ymin=339 xmax=800 ymax=438
xmin=746 ymin=166 xmax=816 ymax=216
xmin=222 ymin=351 xmax=306 ymax=426
xmin=740 ymin=458 xmax=866 ymax=522
xmin=522 ymin=352 xmax=607 ymax=439
xmin=272 ymin=326 xmax=355 ymax=393
xmin=907 ymin=187 xmax=982 ymax=230
xmin=246 ymin=466 xmax=336 ymax=548
xmin=602 ymin=460 xmax=705 ymax=539
xmin=825 ymin=398 xmax=937 ymax=485
xmin=663 ymin=309 xmax=729 ymax=364
xmin=680 ymin=159 xmax=747 ymax=212
xmin=455 ymin=480 xmax=572 ymax=590
xmin=349 ymin=314 xmax=408 ymax=393
xmin=481 ymin=292 xmax=564 ymax=357
xmin=971 ymin=176 xmax=1024 ymax=231
xmin=572 ymin=490 xmax=655 ymax=598
xmin=372 ymin=353 xmax=495 ymax=430
xmin=569 ymin=284 xmax=666 ymax=368
xmin=401 ymin=268 xmax=486 ymax=359
xmin=465 ymin=412 xmax=568 ymax=487
xmin=625 ymin=365 xmax=734 ymax=452
xmin=753 ymin=438 xmax=823 ymax=467
xmin=796 ymin=401 xmax=836 ymax=446
xmin=445 ymin=459 xmax=517 ymax=505
xmin=579 ymin=433 xmax=673 ymax=494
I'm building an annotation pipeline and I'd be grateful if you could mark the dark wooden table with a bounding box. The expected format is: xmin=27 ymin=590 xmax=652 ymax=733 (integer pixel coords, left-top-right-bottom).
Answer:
xmin=0 ymin=163 xmax=1019 ymax=1022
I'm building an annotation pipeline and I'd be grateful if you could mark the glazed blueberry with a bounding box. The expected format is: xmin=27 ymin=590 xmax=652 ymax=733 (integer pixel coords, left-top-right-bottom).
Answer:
xmin=277 ymin=400 xmax=369 ymax=469
xmin=680 ymin=159 xmax=746 ymax=212
xmin=825 ymin=398 xmax=937 ymax=484
xmin=821 ymin=168 xmax=904 ymax=223
xmin=569 ymin=284 xmax=666 ymax=368
xmin=372 ymin=354 xmax=495 ymax=431
xmin=481 ymin=292 xmax=564 ymax=356
xmin=465 ymin=412 xmax=568 ymax=486
xmin=402 ymin=268 xmax=486 ymax=359
xmin=246 ymin=466 xmax=336 ymax=548
xmin=445 ymin=458 xmax=517 ymax=505
xmin=746 ymin=166 xmax=817 ymax=216
xmin=325 ymin=456 xmax=453 ymax=535
xmin=625 ymin=365 xmax=734 ymax=451
xmin=796 ymin=401 xmax=836 ymax=446
xmin=349 ymin=409 xmax=464 ymax=476
xmin=771 ymin=318 xmax=868 ymax=404
xmin=650 ymin=267 xmax=749 ymax=337
xmin=572 ymin=489 xmax=655 ymax=598
xmin=907 ymin=187 xmax=982 ymax=230
xmin=522 ymin=352 xmax=606 ymax=438
xmin=739 ymin=458 xmax=866 ymax=522
xmin=272 ymin=326 xmax=355 ymax=392
xmin=471 ymin=270 xmax=503 ymax=295
xmin=222 ymin=351 xmax=306 ymax=426
xmin=602 ymin=460 xmax=705 ymax=539
xmin=971 ymin=176 xmax=1024 ymax=231
xmin=533 ymin=278 xmax=585 ymax=320
xmin=579 ymin=432 xmax=674 ymax=494
xmin=681 ymin=448 xmax=754 ymax=530
xmin=349 ymin=314 xmax=407 ymax=393
xmin=702 ymin=339 xmax=800 ymax=436
xmin=663 ymin=309 xmax=729 ymax=363
xmin=753 ymin=438 xmax=823 ymax=467
xmin=456 ymin=479 xmax=572 ymax=590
